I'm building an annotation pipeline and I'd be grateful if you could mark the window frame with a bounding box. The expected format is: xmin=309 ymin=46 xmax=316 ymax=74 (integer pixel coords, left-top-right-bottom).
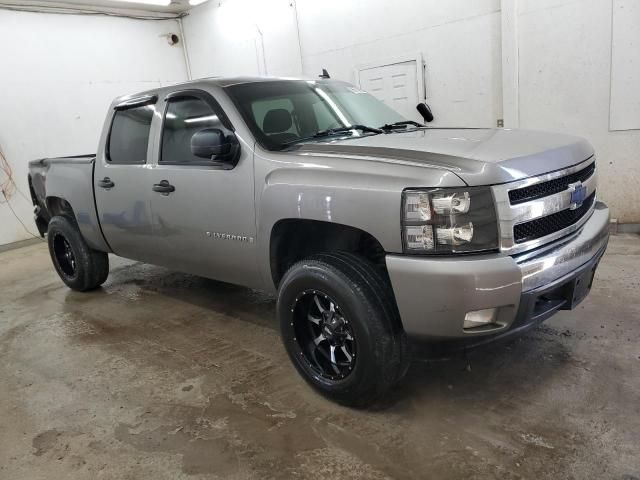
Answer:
xmin=106 ymin=95 xmax=158 ymax=164
xmin=158 ymin=89 xmax=238 ymax=169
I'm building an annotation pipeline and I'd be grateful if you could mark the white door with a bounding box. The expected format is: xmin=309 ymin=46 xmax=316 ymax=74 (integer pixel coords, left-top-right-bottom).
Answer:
xmin=358 ymin=61 xmax=421 ymax=122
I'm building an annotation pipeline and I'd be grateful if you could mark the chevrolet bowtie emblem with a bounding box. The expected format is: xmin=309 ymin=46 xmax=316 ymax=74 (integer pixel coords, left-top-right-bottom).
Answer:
xmin=568 ymin=181 xmax=587 ymax=210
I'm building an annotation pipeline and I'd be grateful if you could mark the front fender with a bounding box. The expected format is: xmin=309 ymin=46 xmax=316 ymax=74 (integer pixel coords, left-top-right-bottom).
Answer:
xmin=256 ymin=163 xmax=464 ymax=291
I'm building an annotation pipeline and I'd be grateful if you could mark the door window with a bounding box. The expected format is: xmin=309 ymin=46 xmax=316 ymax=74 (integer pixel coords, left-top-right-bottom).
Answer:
xmin=161 ymin=96 xmax=226 ymax=165
xmin=108 ymin=105 xmax=154 ymax=164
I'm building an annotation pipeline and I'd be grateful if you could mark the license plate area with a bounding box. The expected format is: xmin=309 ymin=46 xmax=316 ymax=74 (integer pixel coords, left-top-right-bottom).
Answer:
xmin=567 ymin=264 xmax=597 ymax=308
xmin=536 ymin=263 xmax=597 ymax=312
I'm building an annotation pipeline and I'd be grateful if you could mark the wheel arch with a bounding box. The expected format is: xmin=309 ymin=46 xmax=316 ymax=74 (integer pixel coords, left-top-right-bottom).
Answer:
xmin=269 ymin=218 xmax=388 ymax=288
xmin=46 ymin=196 xmax=76 ymax=220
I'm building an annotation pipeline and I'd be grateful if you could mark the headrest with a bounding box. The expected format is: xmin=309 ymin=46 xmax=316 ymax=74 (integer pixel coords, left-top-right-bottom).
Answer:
xmin=263 ymin=109 xmax=292 ymax=134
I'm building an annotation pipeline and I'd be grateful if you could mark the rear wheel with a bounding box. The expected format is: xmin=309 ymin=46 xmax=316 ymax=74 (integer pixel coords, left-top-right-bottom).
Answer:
xmin=47 ymin=215 xmax=109 ymax=291
xmin=277 ymin=252 xmax=408 ymax=407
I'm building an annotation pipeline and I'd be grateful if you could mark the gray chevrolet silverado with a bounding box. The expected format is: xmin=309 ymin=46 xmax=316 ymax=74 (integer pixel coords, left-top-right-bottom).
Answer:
xmin=28 ymin=77 xmax=609 ymax=406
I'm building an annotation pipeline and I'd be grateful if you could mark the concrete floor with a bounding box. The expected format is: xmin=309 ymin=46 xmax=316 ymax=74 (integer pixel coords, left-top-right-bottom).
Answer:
xmin=0 ymin=236 xmax=639 ymax=480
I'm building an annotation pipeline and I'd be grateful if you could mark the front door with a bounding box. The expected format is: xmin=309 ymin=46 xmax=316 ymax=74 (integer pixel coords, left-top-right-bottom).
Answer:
xmin=94 ymin=98 xmax=156 ymax=263
xmin=147 ymin=90 xmax=259 ymax=288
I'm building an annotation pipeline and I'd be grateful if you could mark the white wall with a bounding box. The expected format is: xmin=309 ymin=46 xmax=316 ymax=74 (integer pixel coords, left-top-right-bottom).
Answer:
xmin=609 ymin=0 xmax=640 ymax=132
xmin=515 ymin=0 xmax=640 ymax=223
xmin=295 ymin=0 xmax=502 ymax=128
xmin=181 ymin=0 xmax=303 ymax=79
xmin=2 ymin=0 xmax=638 ymax=247
xmin=182 ymin=0 xmax=502 ymax=128
xmin=183 ymin=0 xmax=639 ymax=224
xmin=0 ymin=9 xmax=188 ymax=245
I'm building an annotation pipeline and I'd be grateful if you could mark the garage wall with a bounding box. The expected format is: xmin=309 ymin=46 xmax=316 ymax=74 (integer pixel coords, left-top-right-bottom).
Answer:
xmin=295 ymin=0 xmax=503 ymax=128
xmin=515 ymin=0 xmax=640 ymax=223
xmin=0 ymin=9 xmax=188 ymax=246
xmin=2 ymin=0 xmax=638 ymax=248
xmin=184 ymin=0 xmax=638 ymax=224
xmin=181 ymin=0 xmax=303 ymax=79
xmin=609 ymin=0 xmax=640 ymax=132
xmin=182 ymin=0 xmax=502 ymax=128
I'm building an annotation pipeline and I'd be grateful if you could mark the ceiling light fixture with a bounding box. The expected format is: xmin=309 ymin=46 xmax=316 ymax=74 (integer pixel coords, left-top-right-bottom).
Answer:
xmin=110 ymin=0 xmax=171 ymax=6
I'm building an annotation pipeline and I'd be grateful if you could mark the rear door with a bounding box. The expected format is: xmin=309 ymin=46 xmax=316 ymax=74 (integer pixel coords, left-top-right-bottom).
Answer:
xmin=94 ymin=96 xmax=157 ymax=263
xmin=147 ymin=89 xmax=259 ymax=287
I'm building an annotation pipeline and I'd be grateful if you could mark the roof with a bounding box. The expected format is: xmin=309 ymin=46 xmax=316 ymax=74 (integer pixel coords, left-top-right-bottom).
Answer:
xmin=113 ymin=76 xmax=342 ymax=106
xmin=195 ymin=76 xmax=330 ymax=88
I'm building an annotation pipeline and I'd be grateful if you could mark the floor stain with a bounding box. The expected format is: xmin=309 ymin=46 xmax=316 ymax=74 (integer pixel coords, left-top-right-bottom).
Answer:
xmin=1 ymin=237 xmax=639 ymax=479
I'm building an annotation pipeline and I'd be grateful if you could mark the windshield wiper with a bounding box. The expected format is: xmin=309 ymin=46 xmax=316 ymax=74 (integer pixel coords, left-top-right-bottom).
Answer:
xmin=379 ymin=120 xmax=425 ymax=131
xmin=281 ymin=124 xmax=383 ymax=147
xmin=315 ymin=124 xmax=383 ymax=137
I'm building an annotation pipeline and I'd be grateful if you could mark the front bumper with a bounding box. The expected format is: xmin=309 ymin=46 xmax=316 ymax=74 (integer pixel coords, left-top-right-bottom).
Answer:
xmin=386 ymin=201 xmax=610 ymax=340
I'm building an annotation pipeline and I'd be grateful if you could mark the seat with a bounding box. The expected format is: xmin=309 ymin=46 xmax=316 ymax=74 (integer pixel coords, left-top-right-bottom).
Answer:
xmin=263 ymin=108 xmax=299 ymax=144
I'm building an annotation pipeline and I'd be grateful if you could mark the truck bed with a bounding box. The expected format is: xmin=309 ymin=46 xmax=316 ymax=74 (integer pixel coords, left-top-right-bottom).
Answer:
xmin=28 ymin=154 xmax=109 ymax=252
xmin=29 ymin=154 xmax=96 ymax=226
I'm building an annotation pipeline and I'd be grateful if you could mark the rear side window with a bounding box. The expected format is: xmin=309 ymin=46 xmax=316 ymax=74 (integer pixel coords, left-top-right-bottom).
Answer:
xmin=108 ymin=105 xmax=154 ymax=164
xmin=160 ymin=96 xmax=226 ymax=164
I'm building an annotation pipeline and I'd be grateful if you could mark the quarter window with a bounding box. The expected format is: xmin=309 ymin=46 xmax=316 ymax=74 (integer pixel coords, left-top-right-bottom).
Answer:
xmin=108 ymin=105 xmax=154 ymax=164
xmin=161 ymin=96 xmax=225 ymax=165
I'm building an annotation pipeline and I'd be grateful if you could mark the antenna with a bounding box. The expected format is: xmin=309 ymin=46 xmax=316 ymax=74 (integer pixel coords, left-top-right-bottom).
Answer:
xmin=319 ymin=69 xmax=330 ymax=79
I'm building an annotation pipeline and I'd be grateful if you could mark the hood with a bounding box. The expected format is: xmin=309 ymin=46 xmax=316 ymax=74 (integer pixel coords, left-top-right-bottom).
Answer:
xmin=291 ymin=128 xmax=594 ymax=186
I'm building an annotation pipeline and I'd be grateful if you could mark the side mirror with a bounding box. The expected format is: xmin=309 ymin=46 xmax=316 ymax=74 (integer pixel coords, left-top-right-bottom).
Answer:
xmin=416 ymin=102 xmax=434 ymax=123
xmin=191 ymin=128 xmax=232 ymax=160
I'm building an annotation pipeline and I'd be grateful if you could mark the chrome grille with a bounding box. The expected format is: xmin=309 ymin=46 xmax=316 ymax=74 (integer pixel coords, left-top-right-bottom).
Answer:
xmin=508 ymin=162 xmax=596 ymax=205
xmin=513 ymin=192 xmax=596 ymax=243
xmin=492 ymin=157 xmax=597 ymax=255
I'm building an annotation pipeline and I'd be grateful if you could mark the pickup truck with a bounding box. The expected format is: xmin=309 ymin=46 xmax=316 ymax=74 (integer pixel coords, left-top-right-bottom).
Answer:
xmin=29 ymin=77 xmax=610 ymax=407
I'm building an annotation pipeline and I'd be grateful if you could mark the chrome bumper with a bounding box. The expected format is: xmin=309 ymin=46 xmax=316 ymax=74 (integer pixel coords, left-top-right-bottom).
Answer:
xmin=386 ymin=201 xmax=610 ymax=339
xmin=516 ymin=201 xmax=609 ymax=291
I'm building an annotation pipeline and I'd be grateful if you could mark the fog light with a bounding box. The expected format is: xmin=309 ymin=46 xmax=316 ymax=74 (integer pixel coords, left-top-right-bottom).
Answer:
xmin=464 ymin=308 xmax=498 ymax=330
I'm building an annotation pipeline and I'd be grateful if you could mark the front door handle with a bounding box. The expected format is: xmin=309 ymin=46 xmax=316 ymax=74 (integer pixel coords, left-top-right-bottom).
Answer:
xmin=152 ymin=180 xmax=175 ymax=195
xmin=98 ymin=177 xmax=115 ymax=189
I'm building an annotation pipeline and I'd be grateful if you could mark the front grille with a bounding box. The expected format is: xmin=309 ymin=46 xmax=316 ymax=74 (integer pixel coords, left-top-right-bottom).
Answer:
xmin=509 ymin=162 xmax=595 ymax=205
xmin=514 ymin=192 xmax=595 ymax=244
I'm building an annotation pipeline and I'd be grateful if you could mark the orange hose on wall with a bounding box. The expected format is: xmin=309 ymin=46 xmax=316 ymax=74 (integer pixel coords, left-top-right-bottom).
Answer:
xmin=0 ymin=145 xmax=16 ymax=203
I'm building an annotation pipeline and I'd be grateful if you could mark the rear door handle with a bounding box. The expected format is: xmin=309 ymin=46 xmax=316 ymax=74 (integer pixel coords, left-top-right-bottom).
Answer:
xmin=98 ymin=177 xmax=115 ymax=189
xmin=152 ymin=180 xmax=175 ymax=195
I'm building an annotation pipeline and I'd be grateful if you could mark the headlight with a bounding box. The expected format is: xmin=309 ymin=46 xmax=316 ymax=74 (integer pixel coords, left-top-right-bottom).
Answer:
xmin=402 ymin=187 xmax=498 ymax=254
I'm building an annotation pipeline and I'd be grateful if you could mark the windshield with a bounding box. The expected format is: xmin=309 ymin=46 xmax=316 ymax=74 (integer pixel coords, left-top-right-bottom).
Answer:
xmin=225 ymin=80 xmax=408 ymax=151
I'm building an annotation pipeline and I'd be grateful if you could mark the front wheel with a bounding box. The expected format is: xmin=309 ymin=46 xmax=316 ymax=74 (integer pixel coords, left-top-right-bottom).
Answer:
xmin=277 ymin=252 xmax=408 ymax=407
xmin=47 ymin=215 xmax=109 ymax=291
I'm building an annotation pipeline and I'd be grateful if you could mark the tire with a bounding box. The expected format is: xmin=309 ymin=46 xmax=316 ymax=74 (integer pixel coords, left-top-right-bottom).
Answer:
xmin=277 ymin=252 xmax=409 ymax=407
xmin=47 ymin=215 xmax=109 ymax=291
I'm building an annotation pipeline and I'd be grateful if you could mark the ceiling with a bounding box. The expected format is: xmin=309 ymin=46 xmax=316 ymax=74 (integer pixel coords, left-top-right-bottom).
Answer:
xmin=0 ymin=0 xmax=209 ymax=15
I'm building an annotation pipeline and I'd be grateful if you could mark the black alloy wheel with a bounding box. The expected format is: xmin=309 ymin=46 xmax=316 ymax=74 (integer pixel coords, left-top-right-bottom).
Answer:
xmin=277 ymin=252 xmax=409 ymax=407
xmin=47 ymin=215 xmax=109 ymax=291
xmin=291 ymin=290 xmax=356 ymax=380
xmin=52 ymin=233 xmax=77 ymax=278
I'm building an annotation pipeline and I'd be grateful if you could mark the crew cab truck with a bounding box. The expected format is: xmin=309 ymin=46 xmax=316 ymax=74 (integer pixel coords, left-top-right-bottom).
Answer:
xmin=29 ymin=77 xmax=610 ymax=407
